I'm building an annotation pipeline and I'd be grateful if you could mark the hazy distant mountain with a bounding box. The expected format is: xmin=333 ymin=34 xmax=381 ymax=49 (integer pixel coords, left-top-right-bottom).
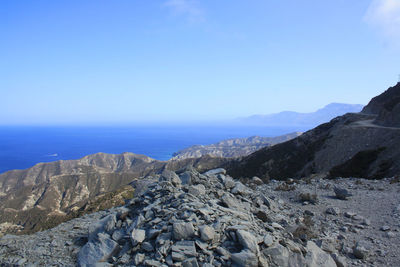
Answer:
xmin=239 ymin=103 xmax=364 ymax=127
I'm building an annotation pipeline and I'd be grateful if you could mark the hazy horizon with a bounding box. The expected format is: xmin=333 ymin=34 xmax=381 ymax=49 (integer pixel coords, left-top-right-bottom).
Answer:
xmin=0 ymin=101 xmax=365 ymax=126
xmin=1 ymin=1 xmax=400 ymax=125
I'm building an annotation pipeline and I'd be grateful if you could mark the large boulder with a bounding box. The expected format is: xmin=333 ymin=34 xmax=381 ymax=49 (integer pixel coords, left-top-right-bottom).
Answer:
xmin=231 ymin=249 xmax=258 ymax=267
xmin=304 ymin=241 xmax=336 ymax=267
xmin=334 ymin=187 xmax=352 ymax=200
xmin=236 ymin=229 xmax=259 ymax=253
xmin=131 ymin=229 xmax=146 ymax=246
xmin=173 ymin=222 xmax=195 ymax=240
xmin=78 ymin=233 xmax=118 ymax=267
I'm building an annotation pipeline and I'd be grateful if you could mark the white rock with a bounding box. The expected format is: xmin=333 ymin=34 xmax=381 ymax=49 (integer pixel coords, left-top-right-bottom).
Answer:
xmin=236 ymin=230 xmax=259 ymax=253
xmin=199 ymin=225 xmax=215 ymax=242
xmin=305 ymin=241 xmax=336 ymax=267
xmin=131 ymin=229 xmax=146 ymax=246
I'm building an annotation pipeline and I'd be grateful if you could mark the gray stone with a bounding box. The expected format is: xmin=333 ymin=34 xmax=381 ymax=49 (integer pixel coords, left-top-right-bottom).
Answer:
xmin=144 ymin=259 xmax=162 ymax=266
xmin=256 ymin=209 xmax=270 ymax=222
xmin=362 ymin=218 xmax=371 ymax=226
xmin=188 ymin=184 xmax=206 ymax=196
xmin=236 ymin=229 xmax=259 ymax=253
xmin=271 ymin=222 xmax=284 ymax=230
xmin=216 ymin=246 xmax=231 ymax=259
xmin=204 ymin=168 xmax=226 ymax=176
xmin=221 ymin=193 xmax=242 ymax=210
xmin=231 ymin=249 xmax=258 ymax=267
xmin=263 ymin=233 xmax=274 ymax=247
xmin=141 ymin=241 xmax=154 ymax=252
xmin=325 ymin=207 xmax=340 ymax=215
xmin=171 ymin=241 xmax=197 ymax=261
xmin=111 ymin=229 xmax=125 ymax=241
xmin=386 ymin=231 xmax=396 ymax=238
xmin=147 ymin=229 xmax=162 ymax=240
xmin=131 ymin=179 xmax=154 ymax=197
xmin=304 ymin=210 xmax=314 ymax=216
xmin=381 ymin=225 xmax=390 ymax=231
xmin=344 ymin=211 xmax=356 ymax=218
xmin=224 ymin=177 xmax=236 ymax=190
xmin=133 ymin=253 xmax=145 ymax=265
xmin=78 ymin=233 xmax=118 ymax=267
xmin=231 ymin=182 xmax=249 ymax=195
xmin=199 ymin=225 xmax=215 ymax=242
xmin=305 ymin=241 xmax=336 ymax=267
xmin=173 ymin=222 xmax=195 ymax=240
xmin=131 ymin=229 xmax=146 ymax=246
xmin=251 ymin=176 xmax=263 ymax=185
xmin=179 ymin=172 xmax=193 ymax=185
xmin=334 ymin=187 xmax=352 ymax=200
xmin=182 ymin=258 xmax=200 ymax=267
xmin=262 ymin=244 xmax=289 ymax=267
xmin=353 ymin=242 xmax=369 ymax=259
xmin=94 ymin=263 xmax=113 ymax=267
xmin=88 ymin=214 xmax=116 ymax=242
xmin=331 ymin=253 xmax=347 ymax=267
xmin=161 ymin=170 xmax=181 ymax=187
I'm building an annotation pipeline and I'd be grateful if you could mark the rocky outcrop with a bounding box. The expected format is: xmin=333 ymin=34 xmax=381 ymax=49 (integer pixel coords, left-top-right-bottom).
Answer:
xmin=171 ymin=132 xmax=302 ymax=160
xmin=226 ymin=83 xmax=400 ymax=180
xmin=2 ymin=169 xmax=399 ymax=266
xmin=0 ymin=150 xmax=228 ymax=235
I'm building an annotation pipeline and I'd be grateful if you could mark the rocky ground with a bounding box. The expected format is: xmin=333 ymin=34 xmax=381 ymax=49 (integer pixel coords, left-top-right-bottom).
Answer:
xmin=0 ymin=168 xmax=399 ymax=267
xmin=263 ymin=176 xmax=400 ymax=267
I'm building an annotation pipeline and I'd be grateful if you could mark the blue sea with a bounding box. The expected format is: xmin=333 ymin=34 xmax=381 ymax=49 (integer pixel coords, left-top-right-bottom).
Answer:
xmin=0 ymin=125 xmax=307 ymax=174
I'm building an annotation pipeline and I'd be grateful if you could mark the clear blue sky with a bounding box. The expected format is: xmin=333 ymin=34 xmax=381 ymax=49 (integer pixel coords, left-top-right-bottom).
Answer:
xmin=1 ymin=0 xmax=400 ymax=125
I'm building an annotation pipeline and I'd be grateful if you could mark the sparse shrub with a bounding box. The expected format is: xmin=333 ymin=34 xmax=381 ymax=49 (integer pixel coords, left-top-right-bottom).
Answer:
xmin=355 ymin=179 xmax=363 ymax=185
xmin=274 ymin=183 xmax=296 ymax=191
xmin=293 ymin=216 xmax=317 ymax=241
xmin=390 ymin=176 xmax=400 ymax=184
xmin=285 ymin=178 xmax=296 ymax=185
xmin=304 ymin=177 xmax=313 ymax=185
xmin=299 ymin=192 xmax=318 ymax=204
xmin=318 ymin=183 xmax=331 ymax=190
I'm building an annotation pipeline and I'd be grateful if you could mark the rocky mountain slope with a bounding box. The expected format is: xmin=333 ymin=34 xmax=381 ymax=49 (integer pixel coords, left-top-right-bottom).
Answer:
xmin=239 ymin=103 xmax=364 ymax=127
xmin=0 ymin=151 xmax=227 ymax=235
xmin=171 ymin=132 xmax=302 ymax=160
xmin=0 ymin=152 xmax=165 ymax=234
xmin=1 ymin=168 xmax=399 ymax=266
xmin=226 ymin=83 xmax=400 ymax=181
xmin=362 ymin=82 xmax=400 ymax=127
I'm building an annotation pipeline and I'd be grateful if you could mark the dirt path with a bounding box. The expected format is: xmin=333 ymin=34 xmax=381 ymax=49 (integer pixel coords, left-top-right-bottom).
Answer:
xmin=351 ymin=119 xmax=400 ymax=130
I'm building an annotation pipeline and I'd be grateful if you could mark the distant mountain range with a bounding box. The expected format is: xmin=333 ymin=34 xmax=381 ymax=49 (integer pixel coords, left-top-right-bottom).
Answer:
xmin=238 ymin=103 xmax=364 ymax=127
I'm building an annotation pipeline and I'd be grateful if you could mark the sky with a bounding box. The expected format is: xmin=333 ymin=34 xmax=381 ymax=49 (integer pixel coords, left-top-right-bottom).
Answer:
xmin=1 ymin=0 xmax=400 ymax=125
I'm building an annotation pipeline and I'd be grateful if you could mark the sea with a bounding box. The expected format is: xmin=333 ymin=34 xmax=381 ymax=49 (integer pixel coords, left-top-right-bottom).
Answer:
xmin=0 ymin=124 xmax=308 ymax=174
